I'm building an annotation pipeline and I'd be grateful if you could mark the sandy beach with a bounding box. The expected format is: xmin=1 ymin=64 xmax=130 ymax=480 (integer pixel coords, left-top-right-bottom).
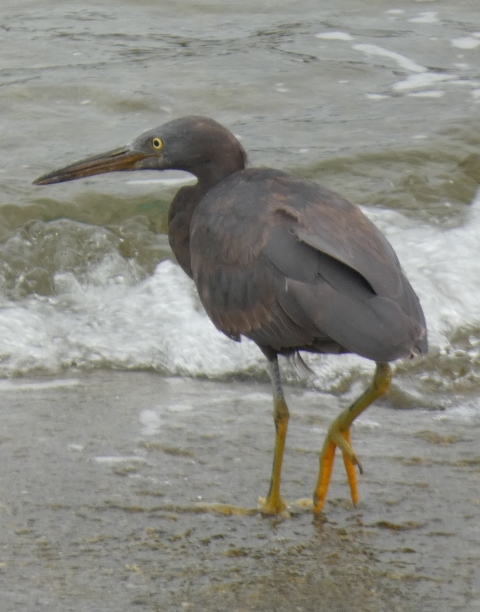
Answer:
xmin=0 ymin=370 xmax=479 ymax=611
xmin=0 ymin=1 xmax=479 ymax=610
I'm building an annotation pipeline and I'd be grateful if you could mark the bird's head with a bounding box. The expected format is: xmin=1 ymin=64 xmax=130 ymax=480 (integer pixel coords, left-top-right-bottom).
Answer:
xmin=33 ymin=116 xmax=247 ymax=186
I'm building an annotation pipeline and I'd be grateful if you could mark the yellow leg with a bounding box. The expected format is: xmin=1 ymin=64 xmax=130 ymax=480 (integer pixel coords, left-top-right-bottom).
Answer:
xmin=313 ymin=362 xmax=392 ymax=514
xmin=340 ymin=429 xmax=360 ymax=507
xmin=259 ymin=397 xmax=289 ymax=514
xmin=258 ymin=356 xmax=290 ymax=515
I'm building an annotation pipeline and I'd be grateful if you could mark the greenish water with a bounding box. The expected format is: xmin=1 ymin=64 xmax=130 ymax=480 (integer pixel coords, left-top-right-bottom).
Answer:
xmin=1 ymin=3 xmax=480 ymax=611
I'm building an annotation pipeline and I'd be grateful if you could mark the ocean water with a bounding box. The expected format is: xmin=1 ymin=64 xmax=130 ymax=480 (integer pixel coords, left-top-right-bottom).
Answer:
xmin=1 ymin=0 xmax=480 ymax=412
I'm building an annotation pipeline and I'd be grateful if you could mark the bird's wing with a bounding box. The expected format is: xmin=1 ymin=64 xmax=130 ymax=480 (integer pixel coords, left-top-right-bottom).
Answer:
xmin=189 ymin=169 xmax=427 ymax=360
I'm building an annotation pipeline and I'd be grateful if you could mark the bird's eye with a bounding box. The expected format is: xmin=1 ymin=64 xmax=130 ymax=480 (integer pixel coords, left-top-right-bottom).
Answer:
xmin=152 ymin=137 xmax=163 ymax=150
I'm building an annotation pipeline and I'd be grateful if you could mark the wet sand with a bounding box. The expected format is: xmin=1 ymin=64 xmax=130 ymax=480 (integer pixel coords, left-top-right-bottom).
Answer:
xmin=0 ymin=370 xmax=479 ymax=611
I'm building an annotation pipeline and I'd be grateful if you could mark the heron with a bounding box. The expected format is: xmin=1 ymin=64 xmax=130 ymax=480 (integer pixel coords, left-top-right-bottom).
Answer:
xmin=34 ymin=116 xmax=427 ymax=515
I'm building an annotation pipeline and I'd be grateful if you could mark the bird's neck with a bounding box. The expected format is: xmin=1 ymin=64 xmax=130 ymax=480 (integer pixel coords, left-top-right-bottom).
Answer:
xmin=168 ymin=153 xmax=246 ymax=278
xmin=167 ymin=182 xmax=214 ymax=278
xmin=190 ymin=153 xmax=245 ymax=188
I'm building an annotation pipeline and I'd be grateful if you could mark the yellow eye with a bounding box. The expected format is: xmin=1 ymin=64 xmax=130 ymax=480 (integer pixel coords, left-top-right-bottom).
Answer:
xmin=152 ymin=137 xmax=163 ymax=150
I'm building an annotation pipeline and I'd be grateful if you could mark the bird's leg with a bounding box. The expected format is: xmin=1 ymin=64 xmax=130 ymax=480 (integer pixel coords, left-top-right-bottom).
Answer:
xmin=258 ymin=355 xmax=289 ymax=515
xmin=313 ymin=362 xmax=392 ymax=514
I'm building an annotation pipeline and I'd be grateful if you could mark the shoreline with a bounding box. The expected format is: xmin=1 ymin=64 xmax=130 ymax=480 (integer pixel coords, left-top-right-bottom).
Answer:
xmin=0 ymin=370 xmax=478 ymax=611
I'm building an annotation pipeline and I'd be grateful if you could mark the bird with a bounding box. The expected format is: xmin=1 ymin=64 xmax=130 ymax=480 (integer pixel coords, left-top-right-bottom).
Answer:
xmin=34 ymin=115 xmax=427 ymax=515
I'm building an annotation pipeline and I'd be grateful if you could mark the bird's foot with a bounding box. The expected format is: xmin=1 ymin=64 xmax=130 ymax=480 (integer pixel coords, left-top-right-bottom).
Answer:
xmin=312 ymin=363 xmax=392 ymax=514
xmin=257 ymin=495 xmax=291 ymax=518
xmin=313 ymin=428 xmax=361 ymax=515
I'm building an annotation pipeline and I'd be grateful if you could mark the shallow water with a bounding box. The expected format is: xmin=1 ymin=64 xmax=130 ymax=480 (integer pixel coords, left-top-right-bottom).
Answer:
xmin=1 ymin=2 xmax=480 ymax=396
xmin=1 ymin=370 xmax=480 ymax=611
xmin=1 ymin=2 xmax=480 ymax=609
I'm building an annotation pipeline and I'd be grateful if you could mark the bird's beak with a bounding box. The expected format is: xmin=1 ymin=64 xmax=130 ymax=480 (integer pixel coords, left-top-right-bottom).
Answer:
xmin=33 ymin=146 xmax=152 ymax=185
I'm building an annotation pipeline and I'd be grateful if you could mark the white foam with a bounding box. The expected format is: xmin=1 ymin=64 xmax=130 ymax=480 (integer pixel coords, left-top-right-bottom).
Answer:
xmin=450 ymin=80 xmax=480 ymax=87
xmin=167 ymin=403 xmax=194 ymax=412
xmin=0 ymin=378 xmax=80 ymax=391
xmin=433 ymin=404 xmax=479 ymax=424
xmin=140 ymin=408 xmax=163 ymax=436
xmin=316 ymin=31 xmax=353 ymax=41
xmin=93 ymin=456 xmax=148 ymax=464
xmin=0 ymin=259 xmax=262 ymax=379
xmin=392 ymin=72 xmax=454 ymax=92
xmin=451 ymin=37 xmax=480 ymax=50
xmin=408 ymin=12 xmax=439 ymax=24
xmin=352 ymin=43 xmax=426 ymax=73
xmin=365 ymin=93 xmax=390 ymax=100
xmin=354 ymin=418 xmax=381 ymax=430
xmin=0 ymin=189 xmax=479 ymax=409
xmin=363 ymin=192 xmax=480 ymax=352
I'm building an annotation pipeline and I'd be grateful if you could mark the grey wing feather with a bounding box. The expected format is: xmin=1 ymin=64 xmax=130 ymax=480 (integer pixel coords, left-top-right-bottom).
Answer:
xmin=263 ymin=225 xmax=426 ymax=361
xmin=190 ymin=168 xmax=427 ymax=361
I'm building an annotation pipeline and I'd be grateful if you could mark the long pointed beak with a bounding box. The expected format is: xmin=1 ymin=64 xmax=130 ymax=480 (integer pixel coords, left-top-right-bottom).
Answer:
xmin=33 ymin=146 xmax=149 ymax=185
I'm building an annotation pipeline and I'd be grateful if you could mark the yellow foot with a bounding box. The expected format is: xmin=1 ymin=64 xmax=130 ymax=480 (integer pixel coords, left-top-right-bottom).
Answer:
xmin=311 ymin=363 xmax=392 ymax=515
xmin=257 ymin=496 xmax=291 ymax=518
xmin=313 ymin=429 xmax=361 ymax=515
